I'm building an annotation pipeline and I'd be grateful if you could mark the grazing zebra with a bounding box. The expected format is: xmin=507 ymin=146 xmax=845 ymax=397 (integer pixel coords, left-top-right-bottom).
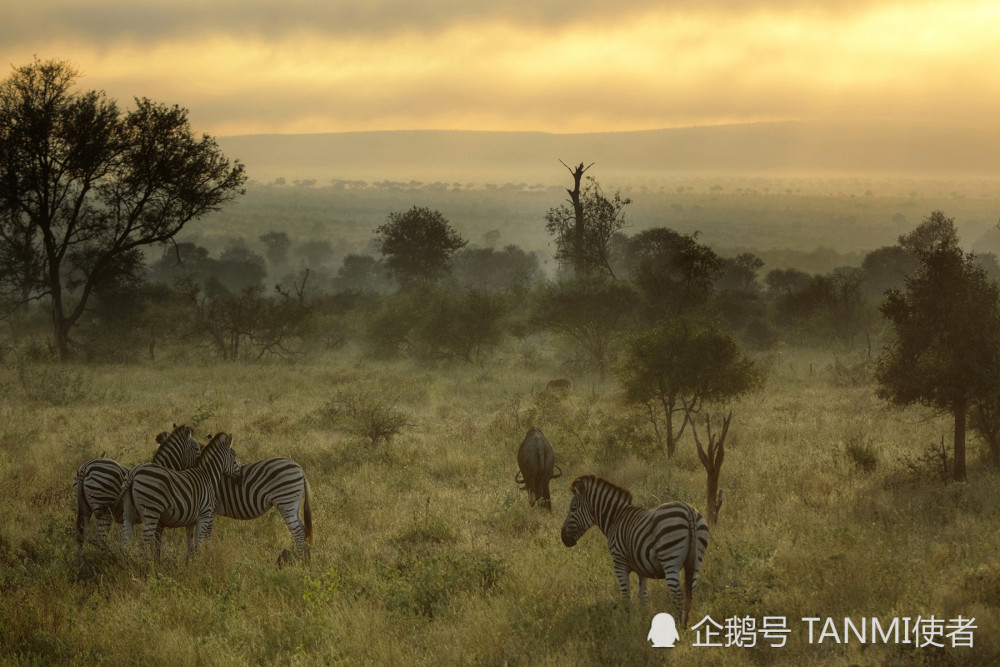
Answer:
xmin=73 ymin=423 xmax=200 ymax=551
xmin=121 ymin=431 xmax=241 ymax=562
xmin=560 ymin=474 xmax=709 ymax=626
xmin=214 ymin=457 xmax=313 ymax=558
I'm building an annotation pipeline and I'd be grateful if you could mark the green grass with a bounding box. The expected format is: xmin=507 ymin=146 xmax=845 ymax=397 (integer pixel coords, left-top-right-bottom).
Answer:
xmin=1 ymin=344 xmax=999 ymax=665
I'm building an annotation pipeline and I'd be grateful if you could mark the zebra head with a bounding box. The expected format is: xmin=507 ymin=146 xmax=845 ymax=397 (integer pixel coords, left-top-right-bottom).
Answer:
xmin=561 ymin=475 xmax=599 ymax=547
xmin=198 ymin=432 xmax=242 ymax=481
xmin=152 ymin=423 xmax=200 ymax=471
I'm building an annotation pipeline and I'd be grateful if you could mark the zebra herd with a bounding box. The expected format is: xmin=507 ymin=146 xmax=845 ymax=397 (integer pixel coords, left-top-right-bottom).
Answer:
xmin=76 ymin=421 xmax=706 ymax=627
xmin=73 ymin=423 xmax=313 ymax=563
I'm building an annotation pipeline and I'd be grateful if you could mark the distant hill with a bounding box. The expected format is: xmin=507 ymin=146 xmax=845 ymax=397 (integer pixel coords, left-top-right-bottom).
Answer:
xmin=217 ymin=121 xmax=1000 ymax=186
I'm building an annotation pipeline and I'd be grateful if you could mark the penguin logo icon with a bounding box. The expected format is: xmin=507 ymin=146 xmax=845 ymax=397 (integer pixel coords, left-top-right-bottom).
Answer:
xmin=647 ymin=612 xmax=680 ymax=648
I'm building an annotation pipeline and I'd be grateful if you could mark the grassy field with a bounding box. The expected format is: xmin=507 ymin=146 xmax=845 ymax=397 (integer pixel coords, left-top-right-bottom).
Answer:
xmin=1 ymin=343 xmax=999 ymax=665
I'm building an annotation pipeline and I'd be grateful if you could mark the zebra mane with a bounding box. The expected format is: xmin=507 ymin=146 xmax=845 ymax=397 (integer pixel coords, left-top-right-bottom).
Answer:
xmin=571 ymin=474 xmax=634 ymax=506
xmin=196 ymin=432 xmax=231 ymax=463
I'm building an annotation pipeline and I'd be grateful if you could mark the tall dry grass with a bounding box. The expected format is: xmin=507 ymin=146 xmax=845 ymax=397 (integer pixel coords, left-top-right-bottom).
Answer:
xmin=0 ymin=344 xmax=998 ymax=665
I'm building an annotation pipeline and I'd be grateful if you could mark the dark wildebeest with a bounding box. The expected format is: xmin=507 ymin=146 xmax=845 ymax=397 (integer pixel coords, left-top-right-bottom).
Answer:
xmin=545 ymin=378 xmax=571 ymax=393
xmin=514 ymin=427 xmax=563 ymax=510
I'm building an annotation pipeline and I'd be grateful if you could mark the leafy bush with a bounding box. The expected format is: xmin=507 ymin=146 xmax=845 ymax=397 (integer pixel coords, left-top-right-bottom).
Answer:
xmin=320 ymin=390 xmax=412 ymax=447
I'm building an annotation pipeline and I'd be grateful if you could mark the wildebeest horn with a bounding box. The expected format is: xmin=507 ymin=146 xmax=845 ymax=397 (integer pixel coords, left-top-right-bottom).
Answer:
xmin=550 ymin=465 xmax=563 ymax=479
xmin=514 ymin=471 xmax=524 ymax=484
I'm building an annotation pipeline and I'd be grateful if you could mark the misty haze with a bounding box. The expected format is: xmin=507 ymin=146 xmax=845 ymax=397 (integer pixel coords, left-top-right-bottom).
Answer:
xmin=4 ymin=0 xmax=1000 ymax=663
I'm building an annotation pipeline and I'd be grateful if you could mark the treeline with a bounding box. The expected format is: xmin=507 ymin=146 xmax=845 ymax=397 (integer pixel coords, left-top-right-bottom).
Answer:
xmin=11 ymin=193 xmax=996 ymax=372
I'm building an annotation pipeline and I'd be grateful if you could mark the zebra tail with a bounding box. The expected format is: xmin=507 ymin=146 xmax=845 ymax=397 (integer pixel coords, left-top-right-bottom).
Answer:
xmin=684 ymin=506 xmax=698 ymax=601
xmin=303 ymin=477 xmax=314 ymax=546
xmin=73 ymin=468 xmax=89 ymax=547
xmin=118 ymin=469 xmax=138 ymax=528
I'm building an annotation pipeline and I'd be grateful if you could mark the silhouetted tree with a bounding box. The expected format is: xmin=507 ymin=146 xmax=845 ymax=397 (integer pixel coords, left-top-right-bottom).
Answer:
xmin=259 ymin=231 xmax=292 ymax=271
xmin=765 ymin=268 xmax=811 ymax=299
xmin=334 ymin=254 xmax=394 ymax=293
xmin=374 ymin=206 xmax=466 ymax=290
xmin=449 ymin=245 xmax=544 ymax=293
xmin=0 ymin=58 xmax=246 ymax=358
xmin=545 ymin=165 xmax=630 ymax=278
xmin=621 ymin=228 xmax=723 ymax=320
xmin=876 ymin=211 xmax=1000 ymax=482
xmin=616 ymin=321 xmax=763 ymax=457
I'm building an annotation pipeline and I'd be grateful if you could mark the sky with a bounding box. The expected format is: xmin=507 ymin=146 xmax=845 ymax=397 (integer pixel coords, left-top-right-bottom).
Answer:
xmin=3 ymin=0 xmax=999 ymax=137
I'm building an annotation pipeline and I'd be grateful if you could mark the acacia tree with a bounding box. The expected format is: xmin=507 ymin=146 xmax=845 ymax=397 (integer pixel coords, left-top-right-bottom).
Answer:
xmin=615 ymin=321 xmax=763 ymax=457
xmin=0 ymin=58 xmax=246 ymax=359
xmin=545 ymin=166 xmax=631 ymax=278
xmin=374 ymin=206 xmax=466 ymax=290
xmin=875 ymin=211 xmax=1000 ymax=482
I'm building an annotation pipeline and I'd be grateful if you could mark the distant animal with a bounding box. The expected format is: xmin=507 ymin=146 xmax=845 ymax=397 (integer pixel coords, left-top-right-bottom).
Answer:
xmin=121 ymin=431 xmax=241 ymax=562
xmin=560 ymin=475 xmax=709 ymax=626
xmin=514 ymin=427 xmax=562 ymax=510
xmin=545 ymin=378 xmax=572 ymax=393
xmin=213 ymin=457 xmax=313 ymax=559
xmin=73 ymin=423 xmax=200 ymax=552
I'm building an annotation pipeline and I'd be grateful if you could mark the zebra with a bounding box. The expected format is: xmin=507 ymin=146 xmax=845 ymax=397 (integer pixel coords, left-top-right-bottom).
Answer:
xmin=73 ymin=423 xmax=200 ymax=551
xmin=213 ymin=457 xmax=313 ymax=559
xmin=121 ymin=431 xmax=241 ymax=562
xmin=559 ymin=474 xmax=709 ymax=626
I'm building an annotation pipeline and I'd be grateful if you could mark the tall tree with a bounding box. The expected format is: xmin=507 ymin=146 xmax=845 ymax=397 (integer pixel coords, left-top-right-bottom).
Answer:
xmin=374 ymin=206 xmax=466 ymax=290
xmin=259 ymin=231 xmax=292 ymax=271
xmin=875 ymin=211 xmax=1000 ymax=482
xmin=0 ymin=58 xmax=246 ymax=359
xmin=545 ymin=164 xmax=630 ymax=278
xmin=616 ymin=321 xmax=763 ymax=457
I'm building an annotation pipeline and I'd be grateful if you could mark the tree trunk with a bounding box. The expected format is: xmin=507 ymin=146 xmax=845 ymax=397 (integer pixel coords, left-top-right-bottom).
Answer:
xmin=662 ymin=399 xmax=676 ymax=457
xmin=706 ymin=467 xmax=721 ymax=526
xmin=954 ymin=398 xmax=967 ymax=482
xmin=563 ymin=162 xmax=587 ymax=277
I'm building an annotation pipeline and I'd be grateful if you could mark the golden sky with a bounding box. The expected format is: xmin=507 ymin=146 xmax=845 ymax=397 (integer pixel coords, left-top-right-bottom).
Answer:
xmin=3 ymin=0 xmax=998 ymax=137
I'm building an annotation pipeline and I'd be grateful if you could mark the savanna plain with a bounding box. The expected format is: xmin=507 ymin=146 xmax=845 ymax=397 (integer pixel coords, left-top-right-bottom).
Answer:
xmin=2 ymin=344 xmax=1000 ymax=665
xmin=3 ymin=180 xmax=1000 ymax=666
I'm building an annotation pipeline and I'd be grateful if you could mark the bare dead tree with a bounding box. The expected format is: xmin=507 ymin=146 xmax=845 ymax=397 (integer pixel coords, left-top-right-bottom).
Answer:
xmin=682 ymin=396 xmax=731 ymax=526
xmin=559 ymin=160 xmax=593 ymax=276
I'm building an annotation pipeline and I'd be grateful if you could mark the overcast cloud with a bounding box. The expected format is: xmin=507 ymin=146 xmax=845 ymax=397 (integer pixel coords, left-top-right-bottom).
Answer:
xmin=2 ymin=0 xmax=997 ymax=136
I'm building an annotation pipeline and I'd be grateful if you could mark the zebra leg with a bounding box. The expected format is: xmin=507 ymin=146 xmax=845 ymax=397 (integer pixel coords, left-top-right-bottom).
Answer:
xmin=613 ymin=561 xmax=632 ymax=600
xmin=189 ymin=511 xmax=215 ymax=560
xmin=637 ymin=577 xmax=649 ymax=600
xmin=74 ymin=482 xmax=90 ymax=552
xmin=185 ymin=524 xmax=197 ymax=562
xmin=277 ymin=502 xmax=307 ymax=557
xmin=661 ymin=560 xmax=685 ymax=626
xmin=154 ymin=525 xmax=165 ymax=563
xmin=94 ymin=507 xmax=114 ymax=547
xmin=140 ymin=514 xmax=160 ymax=562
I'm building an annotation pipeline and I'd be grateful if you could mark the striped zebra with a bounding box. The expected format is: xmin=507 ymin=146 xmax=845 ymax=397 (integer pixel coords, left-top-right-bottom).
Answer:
xmin=121 ymin=431 xmax=241 ymax=562
xmin=214 ymin=457 xmax=313 ymax=558
xmin=73 ymin=423 xmax=200 ymax=551
xmin=560 ymin=474 xmax=709 ymax=626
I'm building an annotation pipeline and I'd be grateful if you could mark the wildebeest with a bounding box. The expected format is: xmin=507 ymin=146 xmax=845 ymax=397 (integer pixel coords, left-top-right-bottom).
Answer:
xmin=514 ymin=426 xmax=562 ymax=510
xmin=545 ymin=378 xmax=572 ymax=393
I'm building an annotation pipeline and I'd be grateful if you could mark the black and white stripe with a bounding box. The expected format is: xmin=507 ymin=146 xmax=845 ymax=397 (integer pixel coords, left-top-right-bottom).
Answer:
xmin=214 ymin=458 xmax=313 ymax=557
xmin=73 ymin=423 xmax=200 ymax=551
xmin=121 ymin=431 xmax=241 ymax=562
xmin=560 ymin=474 xmax=709 ymax=625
